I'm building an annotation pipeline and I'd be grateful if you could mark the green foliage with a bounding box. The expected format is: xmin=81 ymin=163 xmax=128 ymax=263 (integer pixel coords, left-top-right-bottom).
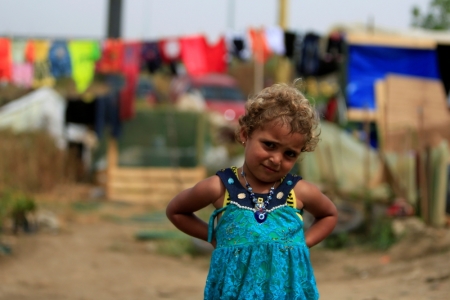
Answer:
xmin=0 ymin=189 xmax=36 ymax=230
xmin=411 ymin=0 xmax=450 ymax=30
xmin=369 ymin=217 xmax=397 ymax=250
xmin=323 ymin=232 xmax=349 ymax=249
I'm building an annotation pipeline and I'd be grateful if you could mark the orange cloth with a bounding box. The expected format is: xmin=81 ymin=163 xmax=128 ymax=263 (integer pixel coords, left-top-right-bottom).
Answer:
xmin=249 ymin=28 xmax=271 ymax=63
xmin=0 ymin=38 xmax=12 ymax=81
xmin=96 ymin=39 xmax=124 ymax=73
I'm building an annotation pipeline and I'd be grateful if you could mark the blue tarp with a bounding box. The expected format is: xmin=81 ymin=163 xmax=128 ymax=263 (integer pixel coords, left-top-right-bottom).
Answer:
xmin=347 ymin=45 xmax=440 ymax=109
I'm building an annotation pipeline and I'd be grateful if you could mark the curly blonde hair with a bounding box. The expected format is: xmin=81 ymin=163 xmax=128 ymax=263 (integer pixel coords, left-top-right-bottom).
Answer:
xmin=236 ymin=80 xmax=320 ymax=152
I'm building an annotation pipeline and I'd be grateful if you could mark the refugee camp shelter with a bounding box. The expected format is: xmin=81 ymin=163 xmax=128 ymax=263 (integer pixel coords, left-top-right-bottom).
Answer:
xmin=338 ymin=24 xmax=450 ymax=226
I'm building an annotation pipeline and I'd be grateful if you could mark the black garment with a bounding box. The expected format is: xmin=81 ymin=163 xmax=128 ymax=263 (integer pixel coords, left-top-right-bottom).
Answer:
xmin=141 ymin=41 xmax=162 ymax=73
xmin=65 ymin=98 xmax=96 ymax=125
xmin=297 ymin=32 xmax=321 ymax=76
xmin=284 ymin=31 xmax=297 ymax=59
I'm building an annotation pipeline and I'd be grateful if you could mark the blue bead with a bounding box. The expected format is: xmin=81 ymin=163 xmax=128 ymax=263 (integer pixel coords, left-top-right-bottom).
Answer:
xmin=228 ymin=178 xmax=234 ymax=184
xmin=287 ymin=180 xmax=293 ymax=186
xmin=254 ymin=211 xmax=267 ymax=223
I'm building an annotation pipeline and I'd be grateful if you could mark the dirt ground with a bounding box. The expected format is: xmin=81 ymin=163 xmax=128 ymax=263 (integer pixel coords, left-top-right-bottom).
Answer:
xmin=1 ymin=184 xmax=450 ymax=300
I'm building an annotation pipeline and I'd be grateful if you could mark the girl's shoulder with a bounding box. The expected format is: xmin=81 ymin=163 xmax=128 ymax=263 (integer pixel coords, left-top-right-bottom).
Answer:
xmin=293 ymin=179 xmax=322 ymax=201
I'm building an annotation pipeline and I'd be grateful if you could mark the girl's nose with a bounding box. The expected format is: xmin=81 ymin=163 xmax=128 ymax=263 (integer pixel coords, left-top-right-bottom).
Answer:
xmin=270 ymin=153 xmax=282 ymax=165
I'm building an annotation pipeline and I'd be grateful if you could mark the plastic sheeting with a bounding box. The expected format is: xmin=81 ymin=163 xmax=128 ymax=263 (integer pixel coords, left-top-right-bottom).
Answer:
xmin=299 ymin=121 xmax=391 ymax=201
xmin=347 ymin=45 xmax=440 ymax=110
xmin=0 ymin=87 xmax=67 ymax=149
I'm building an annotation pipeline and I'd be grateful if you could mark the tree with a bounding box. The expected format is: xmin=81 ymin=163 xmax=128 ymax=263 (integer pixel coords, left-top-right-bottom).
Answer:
xmin=411 ymin=0 xmax=450 ymax=30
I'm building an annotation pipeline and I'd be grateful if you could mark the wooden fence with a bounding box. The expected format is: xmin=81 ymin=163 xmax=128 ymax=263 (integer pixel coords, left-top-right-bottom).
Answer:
xmin=106 ymin=139 xmax=206 ymax=207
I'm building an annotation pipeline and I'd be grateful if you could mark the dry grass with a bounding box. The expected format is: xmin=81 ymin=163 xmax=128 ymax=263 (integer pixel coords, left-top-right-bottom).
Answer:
xmin=0 ymin=129 xmax=76 ymax=193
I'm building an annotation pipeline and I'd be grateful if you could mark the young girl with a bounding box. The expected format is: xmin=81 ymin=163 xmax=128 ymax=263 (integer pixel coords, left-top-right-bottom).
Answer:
xmin=166 ymin=81 xmax=338 ymax=299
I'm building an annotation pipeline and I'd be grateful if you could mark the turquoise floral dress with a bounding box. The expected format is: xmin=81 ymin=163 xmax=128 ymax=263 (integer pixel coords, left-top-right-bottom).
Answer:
xmin=205 ymin=167 xmax=319 ymax=300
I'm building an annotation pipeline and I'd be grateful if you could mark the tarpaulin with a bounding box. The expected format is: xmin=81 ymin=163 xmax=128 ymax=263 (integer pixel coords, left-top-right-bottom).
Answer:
xmin=347 ymin=45 xmax=440 ymax=109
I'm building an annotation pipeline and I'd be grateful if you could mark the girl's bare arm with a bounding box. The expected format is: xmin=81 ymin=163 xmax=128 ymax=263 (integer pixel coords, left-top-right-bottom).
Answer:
xmin=166 ymin=175 xmax=224 ymax=242
xmin=295 ymin=180 xmax=338 ymax=248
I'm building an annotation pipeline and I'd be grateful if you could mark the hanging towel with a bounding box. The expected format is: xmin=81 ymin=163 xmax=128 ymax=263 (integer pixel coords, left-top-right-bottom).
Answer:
xmin=68 ymin=40 xmax=101 ymax=94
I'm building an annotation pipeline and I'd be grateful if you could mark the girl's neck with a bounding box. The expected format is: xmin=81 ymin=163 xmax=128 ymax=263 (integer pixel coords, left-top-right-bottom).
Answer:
xmin=239 ymin=166 xmax=278 ymax=194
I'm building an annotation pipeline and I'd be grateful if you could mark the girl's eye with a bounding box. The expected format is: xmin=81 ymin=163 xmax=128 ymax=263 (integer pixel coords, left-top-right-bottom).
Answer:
xmin=285 ymin=151 xmax=297 ymax=158
xmin=263 ymin=142 xmax=274 ymax=148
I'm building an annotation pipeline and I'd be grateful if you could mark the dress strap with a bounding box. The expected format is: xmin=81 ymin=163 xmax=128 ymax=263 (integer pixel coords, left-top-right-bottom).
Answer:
xmin=207 ymin=206 xmax=228 ymax=243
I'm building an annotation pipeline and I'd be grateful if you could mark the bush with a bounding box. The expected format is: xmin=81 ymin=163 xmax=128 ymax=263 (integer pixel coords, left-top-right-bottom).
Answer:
xmin=0 ymin=189 xmax=37 ymax=234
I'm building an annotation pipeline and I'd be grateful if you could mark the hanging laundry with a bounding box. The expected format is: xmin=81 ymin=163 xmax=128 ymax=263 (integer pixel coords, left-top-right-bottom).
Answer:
xmin=264 ymin=26 xmax=285 ymax=56
xmin=0 ymin=38 xmax=12 ymax=81
xmin=206 ymin=36 xmax=227 ymax=74
xmin=120 ymin=41 xmax=141 ymax=120
xmin=32 ymin=39 xmax=54 ymax=87
xmin=11 ymin=39 xmax=33 ymax=87
xmin=141 ymin=41 xmax=162 ymax=73
xmin=12 ymin=63 xmax=33 ymax=88
xmin=325 ymin=31 xmax=345 ymax=61
xmin=68 ymin=40 xmax=101 ymax=94
xmin=179 ymin=35 xmax=209 ymax=76
xmin=95 ymin=92 xmax=122 ymax=138
xmin=96 ymin=39 xmax=124 ymax=74
xmin=225 ymin=30 xmax=252 ymax=61
xmin=25 ymin=41 xmax=35 ymax=63
xmin=11 ymin=39 xmax=28 ymax=63
xmin=49 ymin=40 xmax=72 ymax=78
xmin=180 ymin=35 xmax=227 ymax=76
xmin=297 ymin=32 xmax=321 ymax=77
xmin=159 ymin=38 xmax=181 ymax=75
xmin=283 ymin=31 xmax=297 ymax=59
xmin=249 ymin=28 xmax=271 ymax=63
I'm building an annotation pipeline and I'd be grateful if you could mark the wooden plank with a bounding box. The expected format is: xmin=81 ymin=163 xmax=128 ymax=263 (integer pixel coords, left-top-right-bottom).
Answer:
xmin=347 ymin=109 xmax=378 ymax=122
xmin=109 ymin=167 xmax=206 ymax=179
xmin=109 ymin=181 xmax=196 ymax=191
xmin=347 ymin=33 xmax=436 ymax=49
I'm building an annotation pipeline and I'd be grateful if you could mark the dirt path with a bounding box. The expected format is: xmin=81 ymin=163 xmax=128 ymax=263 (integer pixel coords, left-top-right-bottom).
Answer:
xmin=1 ymin=198 xmax=449 ymax=300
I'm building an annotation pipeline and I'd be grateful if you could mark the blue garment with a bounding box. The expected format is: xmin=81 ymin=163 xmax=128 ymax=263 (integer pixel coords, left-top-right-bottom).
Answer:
xmin=49 ymin=40 xmax=72 ymax=78
xmin=205 ymin=167 xmax=319 ymax=300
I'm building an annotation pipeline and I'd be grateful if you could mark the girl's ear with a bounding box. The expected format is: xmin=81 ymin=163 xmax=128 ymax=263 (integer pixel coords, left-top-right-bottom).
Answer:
xmin=239 ymin=127 xmax=248 ymax=144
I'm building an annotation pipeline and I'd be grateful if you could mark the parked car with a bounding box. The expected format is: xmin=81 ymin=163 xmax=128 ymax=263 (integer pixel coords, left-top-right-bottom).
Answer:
xmin=169 ymin=73 xmax=247 ymax=122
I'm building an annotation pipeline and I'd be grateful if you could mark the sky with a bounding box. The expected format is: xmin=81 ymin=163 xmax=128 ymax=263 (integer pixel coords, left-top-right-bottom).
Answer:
xmin=0 ymin=0 xmax=431 ymax=40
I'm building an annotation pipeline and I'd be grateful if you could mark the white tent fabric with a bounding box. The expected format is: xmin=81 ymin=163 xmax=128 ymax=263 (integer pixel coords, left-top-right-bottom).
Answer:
xmin=0 ymin=87 xmax=67 ymax=149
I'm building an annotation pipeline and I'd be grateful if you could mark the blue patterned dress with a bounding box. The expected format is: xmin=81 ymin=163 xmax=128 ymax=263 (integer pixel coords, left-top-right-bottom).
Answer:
xmin=205 ymin=167 xmax=319 ymax=300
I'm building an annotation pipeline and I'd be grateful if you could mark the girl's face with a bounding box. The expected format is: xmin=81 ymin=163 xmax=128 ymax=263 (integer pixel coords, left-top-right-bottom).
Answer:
xmin=240 ymin=119 xmax=306 ymax=187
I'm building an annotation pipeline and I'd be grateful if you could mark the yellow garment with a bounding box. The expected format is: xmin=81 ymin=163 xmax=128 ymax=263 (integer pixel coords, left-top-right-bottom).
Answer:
xmin=33 ymin=40 xmax=50 ymax=62
xmin=68 ymin=41 xmax=101 ymax=93
xmin=32 ymin=40 xmax=54 ymax=87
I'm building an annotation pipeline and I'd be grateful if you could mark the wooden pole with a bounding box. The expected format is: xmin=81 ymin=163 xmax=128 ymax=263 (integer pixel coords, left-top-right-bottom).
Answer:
xmin=278 ymin=0 xmax=289 ymax=30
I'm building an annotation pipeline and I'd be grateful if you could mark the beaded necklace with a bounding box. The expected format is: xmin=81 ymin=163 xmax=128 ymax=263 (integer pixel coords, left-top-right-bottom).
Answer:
xmin=240 ymin=169 xmax=276 ymax=223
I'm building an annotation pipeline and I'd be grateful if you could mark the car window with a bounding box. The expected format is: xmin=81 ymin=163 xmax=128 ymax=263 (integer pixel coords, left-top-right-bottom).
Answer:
xmin=196 ymin=85 xmax=245 ymax=102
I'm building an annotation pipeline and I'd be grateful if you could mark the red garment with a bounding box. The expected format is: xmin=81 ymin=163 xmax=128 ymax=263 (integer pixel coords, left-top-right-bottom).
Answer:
xmin=25 ymin=40 xmax=35 ymax=63
xmin=0 ymin=38 xmax=12 ymax=81
xmin=206 ymin=37 xmax=227 ymax=74
xmin=180 ymin=35 xmax=209 ymax=76
xmin=158 ymin=38 xmax=181 ymax=63
xmin=249 ymin=28 xmax=271 ymax=63
xmin=120 ymin=42 xmax=141 ymax=120
xmin=180 ymin=35 xmax=227 ymax=76
xmin=96 ymin=39 xmax=124 ymax=73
